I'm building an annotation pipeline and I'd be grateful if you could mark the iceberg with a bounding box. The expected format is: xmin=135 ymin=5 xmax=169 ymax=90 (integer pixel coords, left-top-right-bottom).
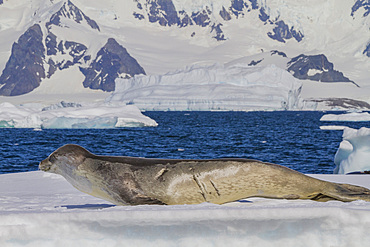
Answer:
xmin=107 ymin=64 xmax=303 ymax=111
xmin=334 ymin=127 xmax=370 ymax=174
xmin=0 ymin=102 xmax=157 ymax=129
xmin=0 ymin=171 xmax=369 ymax=246
xmin=320 ymin=112 xmax=370 ymax=121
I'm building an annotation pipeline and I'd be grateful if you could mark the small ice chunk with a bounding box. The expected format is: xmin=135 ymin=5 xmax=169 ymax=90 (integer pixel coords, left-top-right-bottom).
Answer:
xmin=321 ymin=112 xmax=370 ymax=122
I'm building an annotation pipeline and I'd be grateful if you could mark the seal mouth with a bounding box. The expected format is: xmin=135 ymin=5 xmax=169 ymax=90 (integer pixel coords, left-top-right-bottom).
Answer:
xmin=39 ymin=158 xmax=51 ymax=172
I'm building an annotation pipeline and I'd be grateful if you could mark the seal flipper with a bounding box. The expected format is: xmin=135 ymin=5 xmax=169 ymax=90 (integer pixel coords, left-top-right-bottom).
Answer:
xmin=110 ymin=172 xmax=166 ymax=205
xmin=130 ymin=196 xmax=166 ymax=205
xmin=320 ymin=183 xmax=370 ymax=202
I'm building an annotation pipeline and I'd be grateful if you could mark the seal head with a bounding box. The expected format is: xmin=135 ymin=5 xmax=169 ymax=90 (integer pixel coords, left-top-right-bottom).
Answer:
xmin=40 ymin=144 xmax=91 ymax=174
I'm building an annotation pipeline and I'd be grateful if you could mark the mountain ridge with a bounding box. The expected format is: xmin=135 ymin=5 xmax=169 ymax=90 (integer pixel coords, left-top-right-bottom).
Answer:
xmin=0 ymin=0 xmax=369 ymax=109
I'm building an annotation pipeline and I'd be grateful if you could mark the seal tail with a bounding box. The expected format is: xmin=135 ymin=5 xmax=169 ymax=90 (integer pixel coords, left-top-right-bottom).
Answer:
xmin=322 ymin=183 xmax=370 ymax=202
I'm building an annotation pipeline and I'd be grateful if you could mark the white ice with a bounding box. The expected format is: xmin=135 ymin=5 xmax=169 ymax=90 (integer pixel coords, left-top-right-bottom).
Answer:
xmin=334 ymin=127 xmax=370 ymax=174
xmin=107 ymin=64 xmax=303 ymax=111
xmin=321 ymin=112 xmax=370 ymax=122
xmin=0 ymin=171 xmax=369 ymax=247
xmin=0 ymin=102 xmax=157 ymax=129
xmin=319 ymin=125 xmax=348 ymax=130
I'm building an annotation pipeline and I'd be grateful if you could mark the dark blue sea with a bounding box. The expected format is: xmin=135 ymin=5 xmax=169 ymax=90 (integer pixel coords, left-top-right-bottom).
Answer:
xmin=1 ymin=111 xmax=369 ymax=174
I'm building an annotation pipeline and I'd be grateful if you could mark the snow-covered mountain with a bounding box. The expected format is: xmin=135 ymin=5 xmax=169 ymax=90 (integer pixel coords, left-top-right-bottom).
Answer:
xmin=0 ymin=0 xmax=369 ymax=110
xmin=0 ymin=0 xmax=145 ymax=96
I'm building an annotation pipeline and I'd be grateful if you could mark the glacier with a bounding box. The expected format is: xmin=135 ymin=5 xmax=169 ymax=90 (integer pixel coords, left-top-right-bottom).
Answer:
xmin=334 ymin=127 xmax=370 ymax=174
xmin=107 ymin=63 xmax=303 ymax=111
xmin=0 ymin=102 xmax=157 ymax=129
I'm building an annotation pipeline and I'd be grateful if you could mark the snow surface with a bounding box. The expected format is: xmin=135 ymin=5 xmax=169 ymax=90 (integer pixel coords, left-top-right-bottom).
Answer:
xmin=321 ymin=112 xmax=370 ymax=122
xmin=0 ymin=102 xmax=157 ymax=128
xmin=0 ymin=171 xmax=369 ymax=246
xmin=334 ymin=127 xmax=370 ymax=174
xmin=107 ymin=64 xmax=303 ymax=111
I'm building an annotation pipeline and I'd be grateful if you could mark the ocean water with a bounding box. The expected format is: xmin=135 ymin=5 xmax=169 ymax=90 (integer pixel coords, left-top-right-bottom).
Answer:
xmin=0 ymin=111 xmax=369 ymax=174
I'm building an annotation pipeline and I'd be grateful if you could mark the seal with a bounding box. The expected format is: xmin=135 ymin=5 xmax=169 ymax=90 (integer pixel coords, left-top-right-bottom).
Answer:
xmin=39 ymin=144 xmax=370 ymax=205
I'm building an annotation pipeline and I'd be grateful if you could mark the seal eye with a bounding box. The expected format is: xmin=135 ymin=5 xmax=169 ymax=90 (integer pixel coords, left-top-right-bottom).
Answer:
xmin=49 ymin=154 xmax=57 ymax=163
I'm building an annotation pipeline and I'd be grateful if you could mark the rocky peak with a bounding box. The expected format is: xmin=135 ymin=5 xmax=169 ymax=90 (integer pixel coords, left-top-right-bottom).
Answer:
xmin=351 ymin=0 xmax=370 ymax=17
xmin=0 ymin=1 xmax=146 ymax=96
xmin=46 ymin=0 xmax=100 ymax=31
xmin=0 ymin=24 xmax=45 ymax=96
xmin=133 ymin=0 xmax=303 ymax=43
xmin=146 ymin=0 xmax=179 ymax=26
xmin=364 ymin=43 xmax=370 ymax=57
xmin=80 ymin=38 xmax=146 ymax=92
xmin=287 ymin=54 xmax=357 ymax=86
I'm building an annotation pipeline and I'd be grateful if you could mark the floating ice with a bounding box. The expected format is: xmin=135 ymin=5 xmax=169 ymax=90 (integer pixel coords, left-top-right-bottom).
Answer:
xmin=321 ymin=112 xmax=370 ymax=121
xmin=107 ymin=64 xmax=303 ymax=111
xmin=0 ymin=102 xmax=157 ymax=129
xmin=334 ymin=127 xmax=370 ymax=174
xmin=319 ymin=125 xmax=347 ymax=130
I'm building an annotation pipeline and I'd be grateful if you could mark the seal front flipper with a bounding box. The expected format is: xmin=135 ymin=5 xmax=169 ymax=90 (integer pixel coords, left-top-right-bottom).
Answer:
xmin=104 ymin=172 xmax=166 ymax=205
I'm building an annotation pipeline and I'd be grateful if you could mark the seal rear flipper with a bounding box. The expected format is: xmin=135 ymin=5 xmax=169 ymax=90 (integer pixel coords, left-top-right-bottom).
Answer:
xmin=321 ymin=183 xmax=370 ymax=202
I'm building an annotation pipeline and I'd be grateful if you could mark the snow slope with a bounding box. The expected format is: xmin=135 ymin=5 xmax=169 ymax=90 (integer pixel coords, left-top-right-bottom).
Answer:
xmin=0 ymin=171 xmax=369 ymax=246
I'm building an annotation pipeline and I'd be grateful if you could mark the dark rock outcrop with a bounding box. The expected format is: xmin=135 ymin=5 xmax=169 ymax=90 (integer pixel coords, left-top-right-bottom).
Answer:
xmin=46 ymin=37 xmax=88 ymax=76
xmin=134 ymin=0 xmax=303 ymax=43
xmin=0 ymin=24 xmax=45 ymax=96
xmin=192 ymin=8 xmax=211 ymax=27
xmin=230 ymin=0 xmax=248 ymax=17
xmin=259 ymin=7 xmax=269 ymax=22
xmin=136 ymin=0 xmax=225 ymax=40
xmin=248 ymin=59 xmax=263 ymax=66
xmin=364 ymin=42 xmax=370 ymax=57
xmin=80 ymin=38 xmax=146 ymax=92
xmin=309 ymin=98 xmax=370 ymax=110
xmin=271 ymin=50 xmax=287 ymax=57
xmin=220 ymin=6 xmax=232 ymax=21
xmin=44 ymin=1 xmax=95 ymax=78
xmin=249 ymin=0 xmax=259 ymax=9
xmin=146 ymin=0 xmax=179 ymax=26
xmin=351 ymin=0 xmax=370 ymax=17
xmin=287 ymin=54 xmax=357 ymax=86
xmin=46 ymin=0 xmax=100 ymax=31
xmin=211 ymin=23 xmax=226 ymax=41
xmin=0 ymin=0 xmax=3 ymax=5
xmin=268 ymin=20 xmax=303 ymax=43
xmin=0 ymin=0 xmax=146 ymax=96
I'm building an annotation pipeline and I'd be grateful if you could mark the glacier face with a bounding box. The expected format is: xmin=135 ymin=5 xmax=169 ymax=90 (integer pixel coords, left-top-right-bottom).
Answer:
xmin=107 ymin=63 xmax=302 ymax=111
